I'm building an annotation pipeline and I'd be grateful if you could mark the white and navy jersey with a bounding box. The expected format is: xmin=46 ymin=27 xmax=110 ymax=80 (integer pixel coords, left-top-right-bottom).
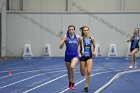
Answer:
xmin=131 ymin=35 xmax=140 ymax=49
xmin=83 ymin=37 xmax=93 ymax=57
xmin=65 ymin=35 xmax=78 ymax=55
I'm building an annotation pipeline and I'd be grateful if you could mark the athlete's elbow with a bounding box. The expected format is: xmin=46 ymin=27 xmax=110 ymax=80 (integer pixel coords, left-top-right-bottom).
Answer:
xmin=59 ymin=46 xmax=62 ymax=49
xmin=59 ymin=45 xmax=63 ymax=49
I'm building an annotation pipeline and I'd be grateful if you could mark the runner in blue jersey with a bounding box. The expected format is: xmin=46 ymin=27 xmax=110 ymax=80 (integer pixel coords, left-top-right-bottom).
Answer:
xmin=59 ymin=25 xmax=80 ymax=90
xmin=79 ymin=26 xmax=96 ymax=92
xmin=127 ymin=28 xmax=139 ymax=69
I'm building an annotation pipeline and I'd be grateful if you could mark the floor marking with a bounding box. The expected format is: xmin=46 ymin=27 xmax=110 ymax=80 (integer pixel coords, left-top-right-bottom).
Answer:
xmin=94 ymin=69 xmax=140 ymax=93
xmin=0 ymin=70 xmax=66 ymax=89
xmin=0 ymin=68 xmax=67 ymax=79
xmin=59 ymin=69 xmax=125 ymax=93
xmin=22 ymin=74 xmax=67 ymax=93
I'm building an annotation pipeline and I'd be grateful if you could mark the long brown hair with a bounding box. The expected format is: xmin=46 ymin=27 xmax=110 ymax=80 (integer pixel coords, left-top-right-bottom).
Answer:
xmin=67 ymin=25 xmax=75 ymax=36
xmin=80 ymin=26 xmax=89 ymax=36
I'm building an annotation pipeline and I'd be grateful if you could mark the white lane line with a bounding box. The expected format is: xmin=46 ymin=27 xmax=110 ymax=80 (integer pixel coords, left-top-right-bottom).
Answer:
xmin=0 ymin=67 xmax=67 ymax=73
xmin=0 ymin=67 xmax=32 ymax=72
xmin=21 ymin=68 xmax=121 ymax=93
xmin=94 ymin=69 xmax=140 ymax=93
xmin=22 ymin=74 xmax=67 ymax=93
xmin=53 ymin=68 xmax=111 ymax=93
xmin=59 ymin=69 xmax=125 ymax=93
xmin=10 ymin=68 xmax=108 ymax=93
xmin=0 ymin=67 xmax=120 ymax=87
xmin=0 ymin=70 xmax=66 ymax=89
xmin=0 ymin=65 xmax=67 ymax=73
xmin=0 ymin=67 xmax=87 ymax=81
xmin=0 ymin=73 xmax=46 ymax=89
xmin=0 ymin=67 xmax=67 ymax=79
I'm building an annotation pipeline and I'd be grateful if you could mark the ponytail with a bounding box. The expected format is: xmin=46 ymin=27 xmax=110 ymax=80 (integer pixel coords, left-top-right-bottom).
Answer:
xmin=66 ymin=30 xmax=69 ymax=37
xmin=80 ymin=26 xmax=84 ymax=36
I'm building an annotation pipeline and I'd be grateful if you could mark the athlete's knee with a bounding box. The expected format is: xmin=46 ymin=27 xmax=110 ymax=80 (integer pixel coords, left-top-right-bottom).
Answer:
xmin=86 ymin=71 xmax=91 ymax=76
xmin=81 ymin=71 xmax=85 ymax=76
xmin=67 ymin=70 xmax=71 ymax=74
xmin=70 ymin=65 xmax=75 ymax=69
xmin=131 ymin=52 xmax=135 ymax=56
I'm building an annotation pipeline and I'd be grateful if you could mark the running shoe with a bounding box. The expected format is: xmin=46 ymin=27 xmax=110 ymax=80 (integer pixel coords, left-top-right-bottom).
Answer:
xmin=129 ymin=65 xmax=133 ymax=69
xmin=84 ymin=87 xmax=88 ymax=92
xmin=69 ymin=82 xmax=71 ymax=88
xmin=70 ymin=83 xmax=75 ymax=90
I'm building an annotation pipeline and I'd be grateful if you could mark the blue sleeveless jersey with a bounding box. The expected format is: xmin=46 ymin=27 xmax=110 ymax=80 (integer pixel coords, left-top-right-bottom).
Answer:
xmin=83 ymin=37 xmax=92 ymax=57
xmin=131 ymin=36 xmax=139 ymax=49
xmin=65 ymin=35 xmax=78 ymax=55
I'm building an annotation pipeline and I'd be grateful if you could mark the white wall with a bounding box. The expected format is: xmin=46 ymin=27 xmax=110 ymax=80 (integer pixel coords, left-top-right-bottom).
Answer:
xmin=9 ymin=0 xmax=20 ymax=11
xmin=68 ymin=0 xmax=122 ymax=11
xmin=124 ymin=0 xmax=140 ymax=11
xmin=6 ymin=12 xmax=140 ymax=57
xmin=8 ymin=0 xmax=140 ymax=12
xmin=23 ymin=0 xmax=66 ymax=11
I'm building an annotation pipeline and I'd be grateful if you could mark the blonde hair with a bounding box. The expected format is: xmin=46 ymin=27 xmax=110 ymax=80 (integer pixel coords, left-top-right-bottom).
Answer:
xmin=134 ymin=28 xmax=139 ymax=35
